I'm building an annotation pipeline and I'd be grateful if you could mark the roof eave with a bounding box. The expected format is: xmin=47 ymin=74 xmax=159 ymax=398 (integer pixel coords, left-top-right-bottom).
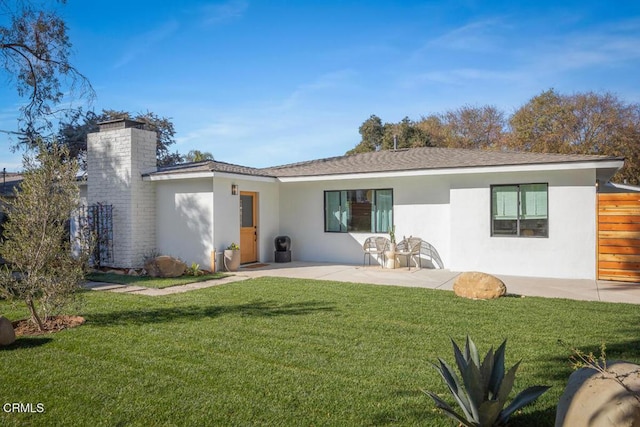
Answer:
xmin=276 ymin=159 xmax=625 ymax=182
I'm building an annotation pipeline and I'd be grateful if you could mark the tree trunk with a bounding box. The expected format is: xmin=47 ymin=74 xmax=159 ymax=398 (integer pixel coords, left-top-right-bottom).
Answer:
xmin=26 ymin=296 xmax=44 ymax=332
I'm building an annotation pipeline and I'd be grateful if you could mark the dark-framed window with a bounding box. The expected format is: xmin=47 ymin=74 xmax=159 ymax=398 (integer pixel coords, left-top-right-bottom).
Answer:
xmin=491 ymin=183 xmax=548 ymax=237
xmin=324 ymin=189 xmax=393 ymax=233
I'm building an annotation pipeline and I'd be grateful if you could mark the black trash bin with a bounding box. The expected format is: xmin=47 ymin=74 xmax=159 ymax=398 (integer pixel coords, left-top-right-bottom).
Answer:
xmin=274 ymin=236 xmax=291 ymax=263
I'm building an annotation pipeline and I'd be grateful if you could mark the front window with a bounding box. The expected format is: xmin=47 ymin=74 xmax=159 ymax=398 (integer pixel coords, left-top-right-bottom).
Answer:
xmin=324 ymin=189 xmax=393 ymax=233
xmin=491 ymin=184 xmax=548 ymax=237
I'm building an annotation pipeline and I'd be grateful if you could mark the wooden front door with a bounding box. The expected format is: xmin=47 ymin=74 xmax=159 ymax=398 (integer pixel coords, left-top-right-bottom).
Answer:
xmin=240 ymin=192 xmax=258 ymax=264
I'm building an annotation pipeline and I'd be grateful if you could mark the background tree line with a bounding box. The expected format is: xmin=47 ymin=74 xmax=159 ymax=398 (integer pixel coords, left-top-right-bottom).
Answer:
xmin=349 ymin=89 xmax=640 ymax=184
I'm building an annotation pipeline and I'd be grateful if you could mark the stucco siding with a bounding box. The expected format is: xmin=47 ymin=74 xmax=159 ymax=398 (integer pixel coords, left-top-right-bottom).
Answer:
xmin=448 ymin=169 xmax=597 ymax=279
xmin=156 ymin=179 xmax=214 ymax=269
xmin=279 ymin=176 xmax=451 ymax=266
xmin=212 ymin=177 xmax=280 ymax=263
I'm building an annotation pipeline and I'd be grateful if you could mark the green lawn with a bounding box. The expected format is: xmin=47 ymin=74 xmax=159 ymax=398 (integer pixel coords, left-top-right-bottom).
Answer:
xmin=86 ymin=271 xmax=228 ymax=289
xmin=1 ymin=277 xmax=639 ymax=426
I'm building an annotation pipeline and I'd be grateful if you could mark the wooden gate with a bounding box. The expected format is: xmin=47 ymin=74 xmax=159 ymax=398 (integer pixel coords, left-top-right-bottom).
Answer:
xmin=598 ymin=193 xmax=640 ymax=282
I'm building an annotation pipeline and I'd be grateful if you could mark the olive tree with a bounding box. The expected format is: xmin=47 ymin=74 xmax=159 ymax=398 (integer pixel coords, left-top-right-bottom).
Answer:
xmin=0 ymin=143 xmax=88 ymax=331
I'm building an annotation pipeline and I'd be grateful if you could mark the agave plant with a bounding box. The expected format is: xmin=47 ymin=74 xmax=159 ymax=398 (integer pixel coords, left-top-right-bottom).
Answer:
xmin=424 ymin=336 xmax=550 ymax=427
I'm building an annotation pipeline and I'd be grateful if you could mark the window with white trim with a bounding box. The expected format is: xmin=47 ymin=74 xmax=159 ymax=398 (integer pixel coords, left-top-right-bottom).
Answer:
xmin=491 ymin=184 xmax=548 ymax=237
xmin=324 ymin=189 xmax=393 ymax=233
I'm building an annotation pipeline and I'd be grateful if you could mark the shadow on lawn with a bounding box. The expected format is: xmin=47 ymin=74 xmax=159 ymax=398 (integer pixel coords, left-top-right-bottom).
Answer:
xmin=86 ymin=300 xmax=336 ymax=326
xmin=1 ymin=337 xmax=53 ymax=351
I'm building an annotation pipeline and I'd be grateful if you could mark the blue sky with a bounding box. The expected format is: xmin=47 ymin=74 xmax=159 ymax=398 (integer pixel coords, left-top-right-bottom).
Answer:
xmin=1 ymin=0 xmax=640 ymax=171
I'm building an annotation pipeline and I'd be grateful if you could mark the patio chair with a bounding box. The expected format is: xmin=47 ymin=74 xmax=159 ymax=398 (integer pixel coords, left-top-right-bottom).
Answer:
xmin=396 ymin=237 xmax=422 ymax=270
xmin=363 ymin=236 xmax=390 ymax=266
xmin=419 ymin=240 xmax=444 ymax=269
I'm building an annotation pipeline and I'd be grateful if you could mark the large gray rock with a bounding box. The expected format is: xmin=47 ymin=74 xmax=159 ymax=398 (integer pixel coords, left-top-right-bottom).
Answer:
xmin=453 ymin=271 xmax=507 ymax=300
xmin=0 ymin=316 xmax=16 ymax=346
xmin=555 ymin=361 xmax=640 ymax=427
xmin=144 ymin=256 xmax=187 ymax=278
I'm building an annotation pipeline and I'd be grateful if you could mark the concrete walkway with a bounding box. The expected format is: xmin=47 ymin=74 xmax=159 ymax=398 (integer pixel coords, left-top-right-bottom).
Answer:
xmin=86 ymin=261 xmax=640 ymax=304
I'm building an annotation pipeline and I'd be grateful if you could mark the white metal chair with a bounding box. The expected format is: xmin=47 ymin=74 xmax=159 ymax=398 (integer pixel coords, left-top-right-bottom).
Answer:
xmin=420 ymin=240 xmax=444 ymax=269
xmin=396 ymin=237 xmax=422 ymax=270
xmin=363 ymin=236 xmax=390 ymax=266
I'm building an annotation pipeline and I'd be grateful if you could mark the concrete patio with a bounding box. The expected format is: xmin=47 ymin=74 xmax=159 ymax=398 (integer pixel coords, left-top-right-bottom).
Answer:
xmin=87 ymin=261 xmax=640 ymax=303
xmin=237 ymin=262 xmax=640 ymax=304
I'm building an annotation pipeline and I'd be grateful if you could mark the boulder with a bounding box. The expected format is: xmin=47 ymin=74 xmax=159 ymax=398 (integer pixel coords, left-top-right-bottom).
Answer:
xmin=0 ymin=316 xmax=16 ymax=346
xmin=555 ymin=361 xmax=640 ymax=427
xmin=453 ymin=271 xmax=507 ymax=300
xmin=144 ymin=256 xmax=187 ymax=278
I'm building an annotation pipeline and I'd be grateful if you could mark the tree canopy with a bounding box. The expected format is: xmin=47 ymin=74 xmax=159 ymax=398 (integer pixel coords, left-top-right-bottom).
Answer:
xmin=57 ymin=109 xmax=184 ymax=168
xmin=0 ymin=0 xmax=94 ymax=140
xmin=350 ymin=90 xmax=640 ymax=184
xmin=184 ymin=150 xmax=214 ymax=163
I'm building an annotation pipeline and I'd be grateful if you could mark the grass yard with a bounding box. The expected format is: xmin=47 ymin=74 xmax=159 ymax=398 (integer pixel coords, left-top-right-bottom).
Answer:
xmin=1 ymin=277 xmax=639 ymax=426
xmin=86 ymin=271 xmax=228 ymax=289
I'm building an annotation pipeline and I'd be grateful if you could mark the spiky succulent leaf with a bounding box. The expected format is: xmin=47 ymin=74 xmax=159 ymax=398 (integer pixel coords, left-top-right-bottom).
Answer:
xmin=480 ymin=347 xmax=495 ymax=398
xmin=452 ymin=337 xmax=470 ymax=374
xmin=465 ymin=336 xmax=481 ymax=368
xmin=489 ymin=339 xmax=508 ymax=398
xmin=497 ymin=361 xmax=520 ymax=406
xmin=462 ymin=358 xmax=483 ymax=421
xmin=478 ymin=399 xmax=503 ymax=426
xmin=433 ymin=359 xmax=475 ymax=421
xmin=497 ymin=385 xmax=551 ymax=425
xmin=423 ymin=391 xmax=478 ymax=427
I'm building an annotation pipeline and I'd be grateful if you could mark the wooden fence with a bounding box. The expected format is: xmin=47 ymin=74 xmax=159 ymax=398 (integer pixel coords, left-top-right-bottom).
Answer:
xmin=598 ymin=193 xmax=640 ymax=282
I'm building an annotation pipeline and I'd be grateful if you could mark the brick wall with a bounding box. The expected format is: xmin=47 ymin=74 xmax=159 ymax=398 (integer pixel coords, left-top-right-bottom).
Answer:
xmin=87 ymin=122 xmax=157 ymax=268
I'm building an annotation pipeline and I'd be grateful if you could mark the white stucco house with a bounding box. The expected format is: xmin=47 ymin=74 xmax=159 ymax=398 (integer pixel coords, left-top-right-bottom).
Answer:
xmin=80 ymin=118 xmax=624 ymax=280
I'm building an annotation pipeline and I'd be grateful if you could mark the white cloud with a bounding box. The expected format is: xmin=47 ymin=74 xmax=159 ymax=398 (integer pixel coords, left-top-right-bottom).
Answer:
xmin=423 ymin=18 xmax=509 ymax=53
xmin=113 ymin=20 xmax=180 ymax=69
xmin=280 ymin=69 xmax=358 ymax=110
xmin=200 ymin=0 xmax=249 ymax=26
xmin=401 ymin=68 xmax=523 ymax=88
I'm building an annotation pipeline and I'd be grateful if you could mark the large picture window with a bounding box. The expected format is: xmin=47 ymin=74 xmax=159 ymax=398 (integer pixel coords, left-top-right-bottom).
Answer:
xmin=491 ymin=183 xmax=548 ymax=237
xmin=324 ymin=189 xmax=393 ymax=233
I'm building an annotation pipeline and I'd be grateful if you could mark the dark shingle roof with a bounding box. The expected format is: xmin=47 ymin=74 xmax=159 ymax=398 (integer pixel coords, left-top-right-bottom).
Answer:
xmin=148 ymin=147 xmax=623 ymax=179
xmin=262 ymin=147 xmax=622 ymax=178
xmin=152 ymin=160 xmax=271 ymax=177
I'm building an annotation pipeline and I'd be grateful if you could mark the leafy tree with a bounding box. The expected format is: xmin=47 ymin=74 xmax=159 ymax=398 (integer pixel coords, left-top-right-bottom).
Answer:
xmin=381 ymin=116 xmax=431 ymax=150
xmin=438 ymin=105 xmax=506 ymax=149
xmin=0 ymin=142 xmax=88 ymax=331
xmin=347 ymin=114 xmax=384 ymax=154
xmin=57 ymin=109 xmax=183 ymax=168
xmin=347 ymin=115 xmax=431 ymax=154
xmin=184 ymin=150 xmax=214 ymax=163
xmin=0 ymin=0 xmax=94 ymax=140
xmin=509 ymin=89 xmax=640 ymax=183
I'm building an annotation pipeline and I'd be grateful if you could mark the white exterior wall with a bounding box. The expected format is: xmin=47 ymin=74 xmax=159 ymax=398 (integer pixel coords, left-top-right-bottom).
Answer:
xmin=155 ymin=178 xmax=214 ymax=269
xmin=448 ymin=169 xmax=597 ymax=279
xmin=212 ymin=176 xmax=279 ymax=263
xmin=87 ymin=126 xmax=156 ymax=267
xmin=279 ymin=169 xmax=598 ymax=279
xmin=279 ymin=176 xmax=451 ymax=266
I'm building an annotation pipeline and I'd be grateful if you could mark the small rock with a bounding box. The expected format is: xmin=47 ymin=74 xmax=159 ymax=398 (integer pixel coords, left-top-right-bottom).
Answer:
xmin=556 ymin=361 xmax=640 ymax=427
xmin=127 ymin=269 xmax=139 ymax=276
xmin=453 ymin=271 xmax=507 ymax=300
xmin=0 ymin=316 xmax=16 ymax=346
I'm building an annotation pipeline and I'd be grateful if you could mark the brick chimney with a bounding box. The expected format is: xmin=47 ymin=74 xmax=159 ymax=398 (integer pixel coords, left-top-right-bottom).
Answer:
xmin=87 ymin=119 xmax=157 ymax=268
